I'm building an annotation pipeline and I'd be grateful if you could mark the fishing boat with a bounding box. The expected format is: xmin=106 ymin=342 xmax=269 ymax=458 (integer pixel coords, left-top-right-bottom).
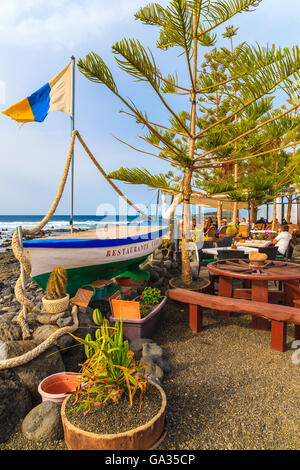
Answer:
xmin=23 ymin=223 xmax=168 ymax=297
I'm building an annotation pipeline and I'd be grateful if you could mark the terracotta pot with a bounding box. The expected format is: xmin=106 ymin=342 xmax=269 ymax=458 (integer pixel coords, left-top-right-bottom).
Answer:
xmin=38 ymin=372 xmax=81 ymax=406
xmin=115 ymin=277 xmax=131 ymax=287
xmin=61 ymin=380 xmax=167 ymax=450
xmin=42 ymin=293 xmax=70 ymax=314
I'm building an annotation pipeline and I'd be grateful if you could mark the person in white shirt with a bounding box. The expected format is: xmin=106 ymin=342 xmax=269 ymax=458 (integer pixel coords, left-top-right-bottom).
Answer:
xmin=272 ymin=225 xmax=292 ymax=255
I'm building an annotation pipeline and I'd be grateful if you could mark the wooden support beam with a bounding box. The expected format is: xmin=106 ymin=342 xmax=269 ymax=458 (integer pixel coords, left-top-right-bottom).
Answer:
xmin=233 ymin=289 xmax=284 ymax=303
xmin=217 ymin=276 xmax=232 ymax=317
xmin=189 ymin=304 xmax=203 ymax=333
xmin=251 ymin=280 xmax=269 ymax=331
xmin=271 ymin=320 xmax=287 ymax=352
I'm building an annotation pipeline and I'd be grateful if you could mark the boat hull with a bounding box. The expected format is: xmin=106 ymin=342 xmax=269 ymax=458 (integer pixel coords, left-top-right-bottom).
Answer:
xmin=23 ymin=226 xmax=167 ymax=297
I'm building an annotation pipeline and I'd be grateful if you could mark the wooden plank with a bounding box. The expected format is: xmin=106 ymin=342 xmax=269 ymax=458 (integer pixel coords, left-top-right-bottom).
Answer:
xmin=71 ymin=288 xmax=94 ymax=308
xmin=271 ymin=320 xmax=287 ymax=352
xmin=292 ymin=298 xmax=300 ymax=341
xmin=233 ymin=289 xmax=284 ymax=303
xmin=189 ymin=304 xmax=203 ymax=333
xmin=284 ymin=280 xmax=300 ymax=307
xmin=166 ymin=289 xmax=300 ymax=325
xmin=251 ymin=280 xmax=269 ymax=331
xmin=217 ymin=276 xmax=232 ymax=317
xmin=91 ymin=279 xmax=113 ymax=288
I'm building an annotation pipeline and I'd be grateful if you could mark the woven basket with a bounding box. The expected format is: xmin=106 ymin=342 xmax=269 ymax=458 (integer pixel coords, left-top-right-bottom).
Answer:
xmin=42 ymin=294 xmax=70 ymax=314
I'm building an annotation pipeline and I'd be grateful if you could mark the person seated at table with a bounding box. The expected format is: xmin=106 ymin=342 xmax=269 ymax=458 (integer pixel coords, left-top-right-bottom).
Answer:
xmin=272 ymin=225 xmax=292 ymax=255
xmin=226 ymin=222 xmax=238 ymax=236
xmin=216 ymin=219 xmax=227 ymax=236
xmin=270 ymin=218 xmax=281 ymax=231
xmin=239 ymin=217 xmax=247 ymax=225
xmin=204 ymin=217 xmax=212 ymax=233
xmin=256 ymin=216 xmax=267 ymax=229
xmin=282 ymin=218 xmax=289 ymax=226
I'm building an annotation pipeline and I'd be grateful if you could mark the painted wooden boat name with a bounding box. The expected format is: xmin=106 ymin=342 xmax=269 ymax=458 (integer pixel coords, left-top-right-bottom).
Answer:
xmin=105 ymin=240 xmax=156 ymax=258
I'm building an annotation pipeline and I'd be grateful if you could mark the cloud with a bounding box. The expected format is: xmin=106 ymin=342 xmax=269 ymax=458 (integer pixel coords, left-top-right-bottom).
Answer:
xmin=0 ymin=0 xmax=168 ymax=50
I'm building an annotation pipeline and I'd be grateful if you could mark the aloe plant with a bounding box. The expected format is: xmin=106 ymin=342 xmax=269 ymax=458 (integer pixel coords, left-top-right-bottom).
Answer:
xmin=68 ymin=308 xmax=149 ymax=415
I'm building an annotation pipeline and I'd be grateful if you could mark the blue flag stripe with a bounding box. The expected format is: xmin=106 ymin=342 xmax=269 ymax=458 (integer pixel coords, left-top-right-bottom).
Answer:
xmin=27 ymin=83 xmax=51 ymax=122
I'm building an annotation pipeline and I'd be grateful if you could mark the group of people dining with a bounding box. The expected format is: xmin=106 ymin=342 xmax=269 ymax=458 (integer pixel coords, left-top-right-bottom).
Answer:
xmin=203 ymin=216 xmax=248 ymax=237
xmin=202 ymin=216 xmax=295 ymax=256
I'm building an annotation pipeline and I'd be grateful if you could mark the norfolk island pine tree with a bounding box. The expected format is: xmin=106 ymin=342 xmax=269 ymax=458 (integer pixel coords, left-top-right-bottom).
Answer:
xmin=78 ymin=0 xmax=300 ymax=286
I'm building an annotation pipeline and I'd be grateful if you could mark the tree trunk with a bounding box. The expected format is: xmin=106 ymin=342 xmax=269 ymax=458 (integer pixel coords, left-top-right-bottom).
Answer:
xmin=181 ymin=168 xmax=193 ymax=285
xmin=287 ymin=195 xmax=293 ymax=223
xmin=180 ymin=10 xmax=199 ymax=286
xmin=250 ymin=200 xmax=255 ymax=227
xmin=272 ymin=197 xmax=277 ymax=231
xmin=217 ymin=200 xmax=222 ymax=227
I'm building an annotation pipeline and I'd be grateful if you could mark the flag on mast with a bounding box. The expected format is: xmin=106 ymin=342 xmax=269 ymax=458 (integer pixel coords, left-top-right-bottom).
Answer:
xmin=2 ymin=62 xmax=72 ymax=124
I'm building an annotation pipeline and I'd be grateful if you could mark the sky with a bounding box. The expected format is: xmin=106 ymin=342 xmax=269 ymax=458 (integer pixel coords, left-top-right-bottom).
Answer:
xmin=0 ymin=0 xmax=299 ymax=216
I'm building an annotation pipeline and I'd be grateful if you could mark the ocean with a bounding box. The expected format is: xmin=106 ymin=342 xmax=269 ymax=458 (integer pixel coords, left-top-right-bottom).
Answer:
xmin=0 ymin=214 xmax=157 ymax=250
xmin=0 ymin=214 xmax=149 ymax=233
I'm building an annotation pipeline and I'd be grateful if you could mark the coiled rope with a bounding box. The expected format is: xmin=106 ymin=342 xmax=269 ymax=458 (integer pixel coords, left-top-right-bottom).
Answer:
xmin=2 ymin=130 xmax=152 ymax=369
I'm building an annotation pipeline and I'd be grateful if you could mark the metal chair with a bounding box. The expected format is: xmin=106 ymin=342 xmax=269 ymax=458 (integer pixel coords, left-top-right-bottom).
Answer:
xmin=258 ymin=246 xmax=278 ymax=260
xmin=217 ymin=250 xmax=247 ymax=260
xmin=197 ymin=241 xmax=216 ymax=275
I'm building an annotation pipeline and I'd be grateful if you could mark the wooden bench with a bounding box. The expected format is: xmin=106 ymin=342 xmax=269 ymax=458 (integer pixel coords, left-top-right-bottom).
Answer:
xmin=166 ymin=288 xmax=300 ymax=352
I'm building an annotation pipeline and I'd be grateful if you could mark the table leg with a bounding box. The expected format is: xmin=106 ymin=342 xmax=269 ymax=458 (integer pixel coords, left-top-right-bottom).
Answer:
xmin=284 ymin=280 xmax=300 ymax=307
xmin=251 ymin=280 xmax=269 ymax=331
xmin=189 ymin=304 xmax=203 ymax=333
xmin=218 ymin=276 xmax=233 ymax=317
xmin=271 ymin=320 xmax=287 ymax=352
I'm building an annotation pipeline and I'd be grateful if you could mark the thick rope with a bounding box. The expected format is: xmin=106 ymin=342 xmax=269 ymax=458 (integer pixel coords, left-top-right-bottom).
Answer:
xmin=10 ymin=131 xmax=77 ymax=339
xmin=75 ymin=131 xmax=153 ymax=221
xmin=0 ymin=306 xmax=79 ymax=370
xmin=5 ymin=129 xmax=152 ymax=369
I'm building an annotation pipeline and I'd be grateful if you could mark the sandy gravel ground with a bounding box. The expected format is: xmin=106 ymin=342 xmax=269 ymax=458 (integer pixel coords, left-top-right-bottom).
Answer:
xmin=0 ymin=245 xmax=300 ymax=450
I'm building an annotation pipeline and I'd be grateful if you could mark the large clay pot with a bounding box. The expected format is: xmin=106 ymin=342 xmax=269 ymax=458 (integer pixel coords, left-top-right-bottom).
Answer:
xmin=115 ymin=277 xmax=131 ymax=287
xmin=38 ymin=372 xmax=81 ymax=406
xmin=61 ymin=380 xmax=167 ymax=450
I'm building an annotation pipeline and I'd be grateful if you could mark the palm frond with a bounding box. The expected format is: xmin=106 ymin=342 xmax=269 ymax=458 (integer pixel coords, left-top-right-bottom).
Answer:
xmin=77 ymin=52 xmax=118 ymax=94
xmin=134 ymin=3 xmax=167 ymax=26
xmin=108 ymin=167 xmax=180 ymax=192
xmin=112 ymin=38 xmax=160 ymax=91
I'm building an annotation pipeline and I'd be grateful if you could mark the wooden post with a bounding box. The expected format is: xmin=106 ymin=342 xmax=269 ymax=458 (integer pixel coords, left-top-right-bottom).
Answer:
xmin=18 ymin=226 xmax=27 ymax=322
xmin=271 ymin=320 xmax=287 ymax=352
xmin=292 ymin=298 xmax=300 ymax=341
xmin=251 ymin=280 xmax=269 ymax=331
xmin=284 ymin=280 xmax=300 ymax=306
xmin=217 ymin=276 xmax=233 ymax=317
xmin=70 ymin=55 xmax=76 ymax=233
xmin=189 ymin=304 xmax=203 ymax=333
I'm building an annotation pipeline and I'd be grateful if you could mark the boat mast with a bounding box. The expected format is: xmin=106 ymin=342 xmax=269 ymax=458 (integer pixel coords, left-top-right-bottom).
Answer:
xmin=70 ymin=56 xmax=76 ymax=233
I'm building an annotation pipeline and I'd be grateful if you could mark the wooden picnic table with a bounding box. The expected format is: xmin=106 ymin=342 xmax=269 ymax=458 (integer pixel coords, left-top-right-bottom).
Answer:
xmin=207 ymin=259 xmax=300 ymax=331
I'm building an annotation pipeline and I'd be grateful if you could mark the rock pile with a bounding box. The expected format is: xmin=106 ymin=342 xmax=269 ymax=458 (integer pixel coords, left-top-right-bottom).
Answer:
xmin=0 ymin=256 xmax=171 ymax=444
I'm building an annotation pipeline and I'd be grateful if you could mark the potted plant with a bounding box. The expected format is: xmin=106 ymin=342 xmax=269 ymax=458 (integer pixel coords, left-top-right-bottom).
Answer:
xmin=42 ymin=266 xmax=70 ymax=314
xmin=109 ymin=287 xmax=167 ymax=340
xmin=61 ymin=309 xmax=167 ymax=450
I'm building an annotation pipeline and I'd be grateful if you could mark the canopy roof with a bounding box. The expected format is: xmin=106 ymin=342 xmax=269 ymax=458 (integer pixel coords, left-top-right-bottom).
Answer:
xmin=189 ymin=191 xmax=249 ymax=210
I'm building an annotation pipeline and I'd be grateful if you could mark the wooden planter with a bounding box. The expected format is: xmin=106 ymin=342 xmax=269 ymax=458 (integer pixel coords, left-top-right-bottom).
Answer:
xmin=61 ymin=380 xmax=167 ymax=450
xmin=169 ymin=277 xmax=211 ymax=293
